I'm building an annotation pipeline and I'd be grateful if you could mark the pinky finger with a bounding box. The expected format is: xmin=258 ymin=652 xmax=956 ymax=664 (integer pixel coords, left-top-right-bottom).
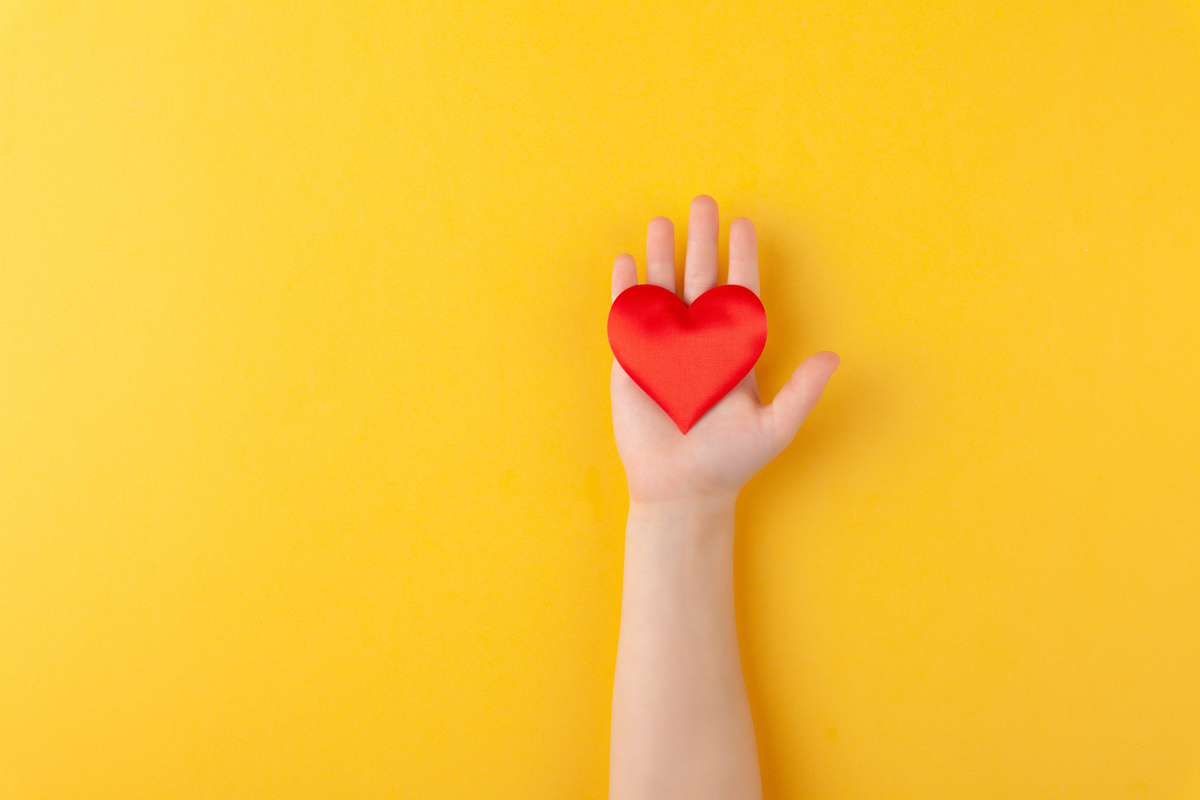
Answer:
xmin=612 ymin=253 xmax=638 ymax=302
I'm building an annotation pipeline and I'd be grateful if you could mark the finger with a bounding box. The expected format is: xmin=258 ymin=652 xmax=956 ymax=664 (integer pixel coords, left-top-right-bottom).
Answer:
xmin=766 ymin=351 xmax=840 ymax=455
xmin=612 ymin=253 xmax=638 ymax=302
xmin=728 ymin=217 xmax=760 ymax=296
xmin=683 ymin=195 xmax=719 ymax=305
xmin=646 ymin=216 xmax=676 ymax=292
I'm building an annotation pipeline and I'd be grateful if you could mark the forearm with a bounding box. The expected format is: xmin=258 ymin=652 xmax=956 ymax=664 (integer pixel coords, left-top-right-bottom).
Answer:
xmin=608 ymin=498 xmax=763 ymax=800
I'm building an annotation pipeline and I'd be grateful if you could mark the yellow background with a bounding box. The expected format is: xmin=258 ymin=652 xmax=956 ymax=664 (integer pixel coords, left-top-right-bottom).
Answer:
xmin=3 ymin=1 xmax=1199 ymax=797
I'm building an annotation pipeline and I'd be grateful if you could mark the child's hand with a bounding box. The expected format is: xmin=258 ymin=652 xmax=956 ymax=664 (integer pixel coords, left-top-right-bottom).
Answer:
xmin=610 ymin=195 xmax=840 ymax=513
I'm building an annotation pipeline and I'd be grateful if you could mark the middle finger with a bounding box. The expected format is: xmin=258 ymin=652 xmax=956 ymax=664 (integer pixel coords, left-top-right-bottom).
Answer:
xmin=682 ymin=195 xmax=719 ymax=305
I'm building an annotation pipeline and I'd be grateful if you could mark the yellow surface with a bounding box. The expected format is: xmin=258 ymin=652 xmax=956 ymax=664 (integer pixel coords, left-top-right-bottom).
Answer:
xmin=3 ymin=2 xmax=1199 ymax=797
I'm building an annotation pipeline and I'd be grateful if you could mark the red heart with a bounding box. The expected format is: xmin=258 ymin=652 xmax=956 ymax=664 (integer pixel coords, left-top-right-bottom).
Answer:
xmin=607 ymin=284 xmax=768 ymax=433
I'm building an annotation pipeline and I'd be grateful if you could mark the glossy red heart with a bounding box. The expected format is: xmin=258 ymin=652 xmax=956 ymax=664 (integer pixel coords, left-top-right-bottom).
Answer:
xmin=608 ymin=284 xmax=768 ymax=433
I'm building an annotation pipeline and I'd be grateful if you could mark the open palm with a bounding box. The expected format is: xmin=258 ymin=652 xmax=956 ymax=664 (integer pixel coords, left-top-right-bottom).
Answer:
xmin=610 ymin=196 xmax=840 ymax=508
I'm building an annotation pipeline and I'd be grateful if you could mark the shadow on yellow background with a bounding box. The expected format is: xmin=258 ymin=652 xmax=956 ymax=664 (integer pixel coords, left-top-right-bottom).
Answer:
xmin=3 ymin=1 xmax=1199 ymax=798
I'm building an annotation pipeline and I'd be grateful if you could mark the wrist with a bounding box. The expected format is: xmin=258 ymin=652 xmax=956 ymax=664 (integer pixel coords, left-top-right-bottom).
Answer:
xmin=628 ymin=494 xmax=736 ymax=521
xmin=628 ymin=496 xmax=739 ymax=554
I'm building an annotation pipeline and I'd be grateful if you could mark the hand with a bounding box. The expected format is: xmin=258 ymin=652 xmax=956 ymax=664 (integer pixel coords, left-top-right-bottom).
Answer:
xmin=610 ymin=195 xmax=840 ymax=512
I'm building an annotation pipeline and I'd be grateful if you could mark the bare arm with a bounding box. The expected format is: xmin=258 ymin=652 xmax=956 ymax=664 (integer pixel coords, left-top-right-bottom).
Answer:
xmin=610 ymin=499 xmax=758 ymax=798
xmin=607 ymin=195 xmax=839 ymax=800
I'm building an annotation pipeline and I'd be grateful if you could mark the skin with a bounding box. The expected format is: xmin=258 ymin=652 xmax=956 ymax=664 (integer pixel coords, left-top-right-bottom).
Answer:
xmin=608 ymin=195 xmax=840 ymax=800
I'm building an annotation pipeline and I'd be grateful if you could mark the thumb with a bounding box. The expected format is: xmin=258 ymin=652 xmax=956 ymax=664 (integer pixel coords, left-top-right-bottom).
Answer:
xmin=767 ymin=351 xmax=840 ymax=455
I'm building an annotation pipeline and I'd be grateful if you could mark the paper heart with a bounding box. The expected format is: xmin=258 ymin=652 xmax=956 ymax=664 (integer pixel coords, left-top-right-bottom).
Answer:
xmin=607 ymin=284 xmax=768 ymax=434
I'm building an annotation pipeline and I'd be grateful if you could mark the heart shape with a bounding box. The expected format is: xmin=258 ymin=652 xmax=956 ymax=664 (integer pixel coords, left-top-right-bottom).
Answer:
xmin=607 ymin=284 xmax=768 ymax=433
